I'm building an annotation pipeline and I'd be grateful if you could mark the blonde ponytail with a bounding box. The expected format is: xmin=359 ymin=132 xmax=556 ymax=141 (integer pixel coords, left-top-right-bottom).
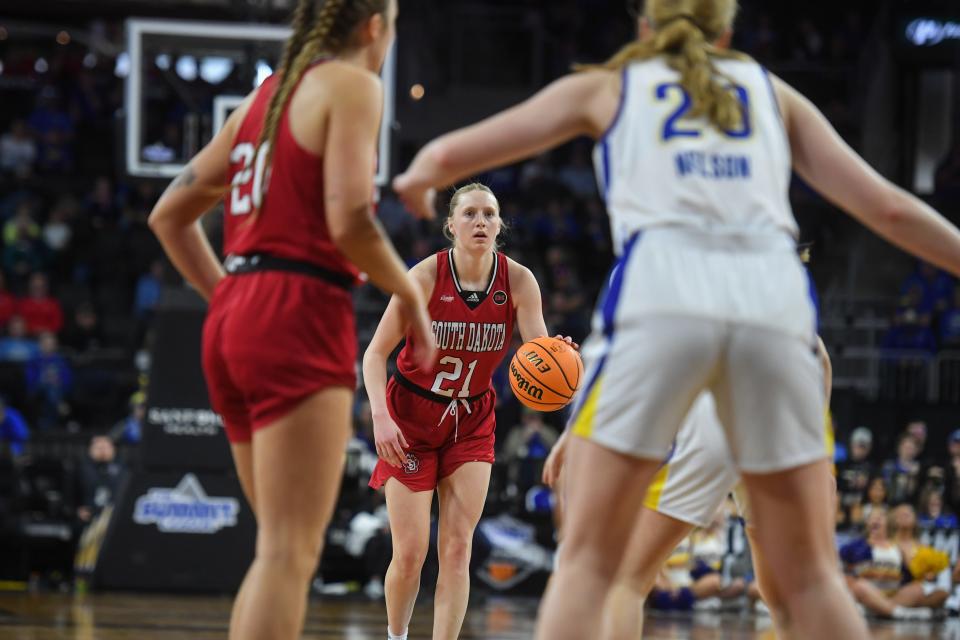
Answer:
xmin=579 ymin=0 xmax=746 ymax=133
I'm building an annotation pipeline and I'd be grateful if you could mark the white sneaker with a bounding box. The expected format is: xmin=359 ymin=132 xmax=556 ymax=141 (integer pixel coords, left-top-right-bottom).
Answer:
xmin=754 ymin=600 xmax=771 ymax=617
xmin=364 ymin=578 xmax=385 ymax=599
xmin=892 ymin=606 xmax=933 ymax=621
xmin=693 ymin=597 xmax=722 ymax=611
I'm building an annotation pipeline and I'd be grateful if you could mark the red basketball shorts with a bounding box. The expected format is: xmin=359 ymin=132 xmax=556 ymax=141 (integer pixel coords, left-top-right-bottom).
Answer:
xmin=369 ymin=377 xmax=496 ymax=492
xmin=202 ymin=272 xmax=357 ymax=443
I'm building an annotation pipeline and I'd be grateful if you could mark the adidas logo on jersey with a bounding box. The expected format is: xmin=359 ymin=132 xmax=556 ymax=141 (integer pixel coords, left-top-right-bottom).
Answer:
xmin=440 ymin=295 xmax=455 ymax=302
xmin=466 ymin=293 xmax=479 ymax=302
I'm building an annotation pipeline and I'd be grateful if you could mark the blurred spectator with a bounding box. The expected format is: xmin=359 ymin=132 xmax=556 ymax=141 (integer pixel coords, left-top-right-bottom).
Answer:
xmin=841 ymin=506 xmax=943 ymax=620
xmin=18 ymin=272 xmax=64 ymax=335
xmin=25 ymin=332 xmax=73 ymax=430
xmin=904 ymin=421 xmax=931 ymax=466
xmin=75 ymin=435 xmax=124 ymax=524
xmin=42 ymin=197 xmax=76 ymax=257
xmin=28 ymin=86 xmax=74 ymax=173
xmin=133 ymin=259 xmax=164 ymax=320
xmin=0 ymin=118 xmax=37 ymax=177
xmin=501 ymin=408 xmax=559 ymax=495
xmin=792 ymin=19 xmax=825 ymax=61
xmin=944 ymin=430 xmax=960 ymax=513
xmin=3 ymin=202 xmax=42 ymax=247
xmin=84 ymin=177 xmax=120 ymax=227
xmin=918 ymin=488 xmax=957 ymax=531
xmin=62 ymin=301 xmax=105 ymax=354
xmin=557 ymin=145 xmax=597 ymax=198
xmin=882 ymin=435 xmax=924 ymax=505
xmin=856 ymin=476 xmax=890 ymax=528
xmin=882 ymin=300 xmax=936 ymax=354
xmin=0 ymin=271 xmax=18 ymax=329
xmin=939 ymin=286 xmax=960 ymax=349
xmin=900 ymin=262 xmax=954 ymax=318
xmin=838 ymin=427 xmax=874 ymax=521
xmin=109 ymin=392 xmax=145 ymax=445
xmin=0 ymin=396 xmax=30 ymax=458
xmin=0 ymin=315 xmax=40 ymax=363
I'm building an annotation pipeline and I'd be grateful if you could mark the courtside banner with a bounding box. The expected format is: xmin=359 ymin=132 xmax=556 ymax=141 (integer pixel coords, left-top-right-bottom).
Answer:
xmin=143 ymin=289 xmax=232 ymax=472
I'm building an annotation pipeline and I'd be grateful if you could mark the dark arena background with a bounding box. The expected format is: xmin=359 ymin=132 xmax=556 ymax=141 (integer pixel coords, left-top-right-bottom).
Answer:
xmin=0 ymin=0 xmax=958 ymax=637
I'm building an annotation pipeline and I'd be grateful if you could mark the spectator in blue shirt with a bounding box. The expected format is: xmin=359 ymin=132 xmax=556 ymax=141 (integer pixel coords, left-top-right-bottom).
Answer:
xmin=0 ymin=397 xmax=29 ymax=457
xmin=0 ymin=315 xmax=40 ymax=363
xmin=133 ymin=259 xmax=164 ymax=319
xmin=25 ymin=332 xmax=73 ymax=429
xmin=939 ymin=286 xmax=960 ymax=348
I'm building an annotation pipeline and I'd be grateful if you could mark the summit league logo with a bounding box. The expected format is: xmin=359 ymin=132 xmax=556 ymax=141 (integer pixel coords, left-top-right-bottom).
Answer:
xmin=492 ymin=290 xmax=507 ymax=305
xmin=134 ymin=474 xmax=240 ymax=534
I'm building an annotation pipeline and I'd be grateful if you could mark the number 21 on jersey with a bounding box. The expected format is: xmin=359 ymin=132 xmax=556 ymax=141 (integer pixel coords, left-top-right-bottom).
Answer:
xmin=229 ymin=142 xmax=270 ymax=215
xmin=431 ymin=356 xmax=478 ymax=398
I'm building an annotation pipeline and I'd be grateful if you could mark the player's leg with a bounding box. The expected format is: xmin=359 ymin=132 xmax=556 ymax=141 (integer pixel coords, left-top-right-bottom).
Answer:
xmin=716 ymin=324 xmax=867 ymax=639
xmin=600 ymin=508 xmax=693 ymax=640
xmin=228 ymin=441 xmax=256 ymax=635
xmin=229 ymin=387 xmax=353 ymax=640
xmin=383 ymin=478 xmax=434 ymax=639
xmin=536 ymin=438 xmax=661 ymax=640
xmin=433 ymin=461 xmax=491 ymax=640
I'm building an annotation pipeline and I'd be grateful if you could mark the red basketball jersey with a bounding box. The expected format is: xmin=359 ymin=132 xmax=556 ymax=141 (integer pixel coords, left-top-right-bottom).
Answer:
xmin=396 ymin=250 xmax=515 ymax=398
xmin=223 ymin=69 xmax=360 ymax=280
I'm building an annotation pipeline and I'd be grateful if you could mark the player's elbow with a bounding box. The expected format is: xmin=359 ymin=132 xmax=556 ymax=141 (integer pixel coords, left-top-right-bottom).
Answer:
xmin=327 ymin=202 xmax=372 ymax=249
xmin=873 ymin=186 xmax=911 ymax=232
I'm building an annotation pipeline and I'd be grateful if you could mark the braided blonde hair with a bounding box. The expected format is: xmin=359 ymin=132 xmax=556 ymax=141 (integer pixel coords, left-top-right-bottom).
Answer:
xmin=255 ymin=0 xmax=388 ymax=210
xmin=581 ymin=0 xmax=746 ymax=132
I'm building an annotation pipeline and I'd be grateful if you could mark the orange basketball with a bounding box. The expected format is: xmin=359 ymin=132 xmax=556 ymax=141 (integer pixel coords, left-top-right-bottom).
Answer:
xmin=508 ymin=337 xmax=583 ymax=411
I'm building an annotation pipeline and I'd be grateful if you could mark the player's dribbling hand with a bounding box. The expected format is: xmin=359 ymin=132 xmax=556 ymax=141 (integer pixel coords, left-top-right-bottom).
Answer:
xmin=373 ymin=412 xmax=409 ymax=469
xmin=553 ymin=334 xmax=580 ymax=351
xmin=392 ymin=174 xmax=437 ymax=220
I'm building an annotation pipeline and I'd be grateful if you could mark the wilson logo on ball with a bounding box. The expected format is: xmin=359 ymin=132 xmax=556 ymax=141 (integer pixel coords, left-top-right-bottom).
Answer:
xmin=510 ymin=361 xmax=545 ymax=400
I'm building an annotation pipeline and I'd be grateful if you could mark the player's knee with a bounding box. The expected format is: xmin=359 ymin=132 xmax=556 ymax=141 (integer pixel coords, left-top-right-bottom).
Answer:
xmin=391 ymin=539 xmax=429 ymax=577
xmin=255 ymin=545 xmax=320 ymax=581
xmin=439 ymin=535 xmax=473 ymax=573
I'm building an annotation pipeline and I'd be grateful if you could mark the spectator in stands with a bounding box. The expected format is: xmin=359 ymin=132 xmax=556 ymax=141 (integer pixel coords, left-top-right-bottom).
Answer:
xmin=0 ymin=396 xmax=29 ymax=458
xmin=855 ymin=476 xmax=890 ymax=529
xmin=0 ymin=315 xmax=39 ymax=363
xmin=0 ymin=118 xmax=37 ymax=177
xmin=18 ymin=272 xmax=63 ymax=335
xmin=62 ymin=301 xmax=105 ymax=354
xmin=0 ymin=271 xmax=17 ymax=329
xmin=557 ymin=145 xmax=597 ymax=198
xmin=133 ymin=259 xmax=164 ymax=320
xmin=28 ymin=86 xmax=74 ymax=173
xmin=502 ymin=408 xmax=560 ymax=496
xmin=84 ymin=176 xmax=119 ymax=228
xmin=918 ymin=488 xmax=958 ymax=531
xmin=842 ymin=506 xmax=945 ymax=620
xmin=904 ymin=420 xmax=932 ymax=466
xmin=109 ymin=392 xmax=144 ymax=446
xmin=944 ymin=430 xmax=960 ymax=514
xmin=75 ymin=435 xmax=124 ymax=524
xmin=882 ymin=435 xmax=925 ymax=505
xmin=3 ymin=201 xmax=42 ymax=249
xmin=41 ymin=197 xmax=76 ymax=278
xmin=882 ymin=295 xmax=937 ymax=354
xmin=25 ymin=332 xmax=72 ymax=430
xmin=940 ymin=285 xmax=960 ymax=349
xmin=838 ymin=427 xmax=875 ymax=526
xmin=901 ymin=261 xmax=955 ymax=319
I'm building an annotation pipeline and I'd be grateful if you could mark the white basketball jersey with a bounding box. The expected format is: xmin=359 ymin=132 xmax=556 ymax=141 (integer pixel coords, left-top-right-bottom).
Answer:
xmin=594 ymin=57 xmax=795 ymax=254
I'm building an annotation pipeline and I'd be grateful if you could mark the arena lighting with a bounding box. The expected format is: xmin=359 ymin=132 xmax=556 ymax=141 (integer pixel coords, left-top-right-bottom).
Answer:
xmin=56 ymin=30 xmax=70 ymax=45
xmin=175 ymin=55 xmax=198 ymax=81
xmin=83 ymin=52 xmax=97 ymax=68
xmin=906 ymin=18 xmax=960 ymax=47
xmin=115 ymin=52 xmax=131 ymax=78
xmin=155 ymin=53 xmax=171 ymax=70
xmin=410 ymin=83 xmax=425 ymax=100
xmin=254 ymin=59 xmax=273 ymax=87
xmin=200 ymin=56 xmax=233 ymax=84
xmin=34 ymin=57 xmax=48 ymax=73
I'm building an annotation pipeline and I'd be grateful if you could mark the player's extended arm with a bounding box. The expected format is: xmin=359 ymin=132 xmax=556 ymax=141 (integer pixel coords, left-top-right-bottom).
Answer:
xmin=511 ymin=263 xmax=550 ymax=343
xmin=775 ymin=76 xmax=960 ymax=278
xmin=148 ymin=95 xmax=253 ymax=300
xmin=394 ymin=71 xmax=616 ymax=218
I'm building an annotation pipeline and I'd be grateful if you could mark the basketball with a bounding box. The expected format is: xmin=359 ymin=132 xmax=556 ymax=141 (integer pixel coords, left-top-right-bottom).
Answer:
xmin=509 ymin=337 xmax=583 ymax=411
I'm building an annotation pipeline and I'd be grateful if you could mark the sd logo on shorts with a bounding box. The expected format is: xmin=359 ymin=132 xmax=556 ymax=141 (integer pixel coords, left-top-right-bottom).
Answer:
xmin=403 ymin=453 xmax=420 ymax=474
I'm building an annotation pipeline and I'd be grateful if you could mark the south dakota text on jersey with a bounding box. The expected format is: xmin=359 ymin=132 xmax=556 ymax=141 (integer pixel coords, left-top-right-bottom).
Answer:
xmin=430 ymin=321 xmax=508 ymax=353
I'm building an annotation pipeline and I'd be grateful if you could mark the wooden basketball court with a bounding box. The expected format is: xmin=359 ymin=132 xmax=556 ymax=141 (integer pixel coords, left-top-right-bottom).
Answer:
xmin=0 ymin=591 xmax=951 ymax=638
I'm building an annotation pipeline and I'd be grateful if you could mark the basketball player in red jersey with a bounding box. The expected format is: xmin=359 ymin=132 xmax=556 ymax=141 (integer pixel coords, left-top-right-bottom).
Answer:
xmin=364 ymin=183 xmax=575 ymax=640
xmin=147 ymin=2 xmax=435 ymax=639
